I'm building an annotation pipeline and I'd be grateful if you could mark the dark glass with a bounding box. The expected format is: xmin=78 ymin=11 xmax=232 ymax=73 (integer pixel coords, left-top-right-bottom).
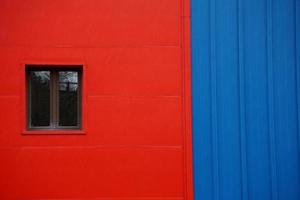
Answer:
xmin=30 ymin=71 xmax=50 ymax=127
xmin=59 ymin=71 xmax=78 ymax=126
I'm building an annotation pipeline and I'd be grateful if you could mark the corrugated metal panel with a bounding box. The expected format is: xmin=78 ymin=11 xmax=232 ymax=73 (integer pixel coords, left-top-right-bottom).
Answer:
xmin=191 ymin=0 xmax=300 ymax=200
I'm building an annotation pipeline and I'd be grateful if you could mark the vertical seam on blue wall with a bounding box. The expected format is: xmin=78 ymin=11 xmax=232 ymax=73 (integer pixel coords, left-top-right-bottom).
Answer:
xmin=237 ymin=0 xmax=248 ymax=199
xmin=210 ymin=0 xmax=220 ymax=199
xmin=295 ymin=0 xmax=300 ymax=166
xmin=266 ymin=0 xmax=279 ymax=199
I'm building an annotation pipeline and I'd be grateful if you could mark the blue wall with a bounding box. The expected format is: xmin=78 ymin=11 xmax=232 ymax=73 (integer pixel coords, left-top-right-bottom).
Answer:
xmin=191 ymin=0 xmax=300 ymax=200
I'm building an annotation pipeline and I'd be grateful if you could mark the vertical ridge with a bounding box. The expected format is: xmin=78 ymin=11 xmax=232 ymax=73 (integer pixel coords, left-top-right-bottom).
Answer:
xmin=237 ymin=0 xmax=248 ymax=199
xmin=210 ymin=0 xmax=220 ymax=200
xmin=181 ymin=0 xmax=194 ymax=200
xmin=295 ymin=0 xmax=300 ymax=161
xmin=294 ymin=0 xmax=300 ymax=196
xmin=266 ymin=0 xmax=279 ymax=199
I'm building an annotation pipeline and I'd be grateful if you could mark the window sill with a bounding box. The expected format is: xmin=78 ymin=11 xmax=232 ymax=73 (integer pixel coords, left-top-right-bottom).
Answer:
xmin=22 ymin=130 xmax=86 ymax=135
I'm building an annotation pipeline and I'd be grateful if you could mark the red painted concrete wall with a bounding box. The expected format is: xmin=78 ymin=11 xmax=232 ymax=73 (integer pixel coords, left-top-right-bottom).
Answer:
xmin=0 ymin=0 xmax=193 ymax=199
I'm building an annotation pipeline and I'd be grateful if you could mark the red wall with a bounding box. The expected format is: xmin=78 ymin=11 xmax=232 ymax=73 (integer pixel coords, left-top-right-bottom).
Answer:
xmin=0 ymin=0 xmax=193 ymax=199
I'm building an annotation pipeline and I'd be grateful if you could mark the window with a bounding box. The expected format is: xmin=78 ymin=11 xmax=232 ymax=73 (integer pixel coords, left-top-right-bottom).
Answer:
xmin=26 ymin=65 xmax=82 ymax=130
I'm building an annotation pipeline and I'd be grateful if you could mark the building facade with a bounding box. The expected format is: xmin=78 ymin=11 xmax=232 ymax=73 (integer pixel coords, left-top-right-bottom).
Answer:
xmin=0 ymin=0 xmax=299 ymax=200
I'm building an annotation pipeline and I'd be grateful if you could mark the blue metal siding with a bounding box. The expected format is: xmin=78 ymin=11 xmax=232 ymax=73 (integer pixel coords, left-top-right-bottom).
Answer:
xmin=191 ymin=0 xmax=300 ymax=200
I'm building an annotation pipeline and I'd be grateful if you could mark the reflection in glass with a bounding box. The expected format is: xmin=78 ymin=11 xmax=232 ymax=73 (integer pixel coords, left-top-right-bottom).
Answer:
xmin=30 ymin=71 xmax=50 ymax=126
xmin=59 ymin=71 xmax=78 ymax=126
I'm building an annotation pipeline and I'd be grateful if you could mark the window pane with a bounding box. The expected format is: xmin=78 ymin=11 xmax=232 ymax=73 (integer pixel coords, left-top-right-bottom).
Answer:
xmin=30 ymin=71 xmax=50 ymax=127
xmin=59 ymin=71 xmax=79 ymax=126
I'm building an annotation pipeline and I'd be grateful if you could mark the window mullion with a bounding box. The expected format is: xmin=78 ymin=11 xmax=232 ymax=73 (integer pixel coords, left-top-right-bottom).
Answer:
xmin=49 ymin=71 xmax=54 ymax=128
xmin=52 ymin=71 xmax=59 ymax=128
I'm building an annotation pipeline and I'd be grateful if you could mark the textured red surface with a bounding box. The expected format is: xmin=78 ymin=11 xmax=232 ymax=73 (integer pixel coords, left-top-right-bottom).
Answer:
xmin=0 ymin=0 xmax=193 ymax=199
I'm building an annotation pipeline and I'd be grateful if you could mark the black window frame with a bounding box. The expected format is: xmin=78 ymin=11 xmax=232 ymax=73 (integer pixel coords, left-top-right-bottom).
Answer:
xmin=26 ymin=65 xmax=82 ymax=130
